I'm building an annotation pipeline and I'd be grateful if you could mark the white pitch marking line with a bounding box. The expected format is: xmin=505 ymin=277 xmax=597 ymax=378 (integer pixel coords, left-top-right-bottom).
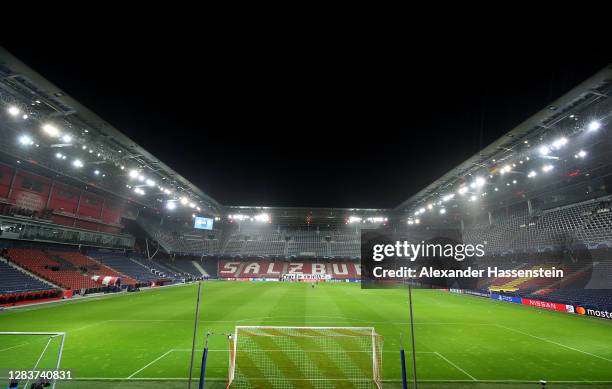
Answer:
xmin=108 ymin=319 xmax=493 ymax=326
xmin=434 ymin=351 xmax=477 ymax=381
xmin=127 ymin=349 xmax=174 ymax=379
xmin=3 ymin=377 xmax=612 ymax=383
xmin=171 ymin=348 xmax=436 ymax=354
xmin=496 ymin=324 xmax=612 ymax=363
xmin=0 ymin=342 xmax=29 ymax=352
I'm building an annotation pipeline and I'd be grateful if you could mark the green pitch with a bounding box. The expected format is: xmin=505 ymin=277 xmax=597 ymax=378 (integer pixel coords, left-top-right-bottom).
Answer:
xmin=1 ymin=281 xmax=612 ymax=388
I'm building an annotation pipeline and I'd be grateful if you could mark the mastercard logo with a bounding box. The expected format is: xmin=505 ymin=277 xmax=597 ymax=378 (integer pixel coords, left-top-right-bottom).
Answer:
xmin=576 ymin=306 xmax=586 ymax=315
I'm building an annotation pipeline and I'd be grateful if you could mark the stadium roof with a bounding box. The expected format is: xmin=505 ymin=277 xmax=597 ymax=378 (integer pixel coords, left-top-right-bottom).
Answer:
xmin=395 ymin=62 xmax=612 ymax=215
xmin=0 ymin=47 xmax=222 ymax=214
xmin=3 ymin=45 xmax=611 ymax=221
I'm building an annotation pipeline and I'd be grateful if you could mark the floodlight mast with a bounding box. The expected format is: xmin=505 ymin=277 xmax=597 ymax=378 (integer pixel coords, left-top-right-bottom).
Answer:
xmin=188 ymin=282 xmax=202 ymax=389
xmin=407 ymin=277 xmax=418 ymax=388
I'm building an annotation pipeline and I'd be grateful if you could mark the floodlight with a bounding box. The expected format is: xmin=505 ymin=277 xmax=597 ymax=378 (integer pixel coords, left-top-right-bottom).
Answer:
xmin=55 ymin=152 xmax=63 ymax=159
xmin=180 ymin=197 xmax=189 ymax=205
xmin=575 ymin=150 xmax=587 ymax=159
xmin=588 ymin=120 xmax=601 ymax=131
xmin=61 ymin=134 xmax=72 ymax=143
xmin=94 ymin=170 xmax=100 ymax=175
xmin=528 ymin=170 xmax=537 ymax=178
xmin=42 ymin=124 xmax=60 ymax=137
xmin=189 ymin=202 xmax=196 ymax=208
xmin=415 ymin=218 xmax=420 ymax=224
xmin=542 ymin=164 xmax=554 ymax=173
xmin=146 ymin=179 xmax=155 ymax=187
xmin=474 ymin=176 xmax=486 ymax=187
xmin=470 ymin=195 xmax=477 ymax=201
xmin=18 ymin=135 xmax=34 ymax=146
xmin=552 ymin=137 xmax=568 ymax=149
xmin=7 ymin=106 xmax=20 ymax=116
xmin=129 ymin=169 xmax=139 ymax=179
xmin=166 ymin=201 xmax=176 ymax=210
xmin=22 ymin=114 xmax=28 ymax=119
xmin=439 ymin=208 xmax=446 ymax=215
xmin=72 ymin=159 xmax=84 ymax=168
xmin=442 ymin=194 xmax=455 ymax=202
xmin=254 ymin=213 xmax=271 ymax=223
xmin=458 ymin=186 xmax=468 ymax=195
xmin=539 ymin=145 xmax=550 ymax=156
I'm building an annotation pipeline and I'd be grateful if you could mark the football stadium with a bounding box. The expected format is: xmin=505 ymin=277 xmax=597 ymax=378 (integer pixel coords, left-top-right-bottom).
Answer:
xmin=0 ymin=46 xmax=611 ymax=389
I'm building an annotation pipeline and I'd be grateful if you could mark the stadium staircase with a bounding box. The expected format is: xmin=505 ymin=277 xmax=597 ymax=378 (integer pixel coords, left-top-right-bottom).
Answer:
xmin=191 ymin=260 xmax=209 ymax=276
xmin=171 ymin=259 xmax=205 ymax=276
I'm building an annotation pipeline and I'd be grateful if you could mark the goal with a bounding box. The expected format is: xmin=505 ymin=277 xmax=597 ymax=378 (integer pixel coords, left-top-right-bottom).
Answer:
xmin=227 ymin=326 xmax=382 ymax=388
xmin=0 ymin=332 xmax=65 ymax=389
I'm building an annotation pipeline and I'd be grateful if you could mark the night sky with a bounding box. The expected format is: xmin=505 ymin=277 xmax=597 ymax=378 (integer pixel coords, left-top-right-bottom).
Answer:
xmin=3 ymin=41 xmax=610 ymax=209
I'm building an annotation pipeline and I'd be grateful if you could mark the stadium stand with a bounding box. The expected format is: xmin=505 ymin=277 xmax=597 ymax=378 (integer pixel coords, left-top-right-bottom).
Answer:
xmin=171 ymin=258 xmax=213 ymax=277
xmin=48 ymin=251 xmax=138 ymax=285
xmin=6 ymin=248 xmax=101 ymax=290
xmin=217 ymin=260 xmax=360 ymax=279
xmin=0 ymin=260 xmax=53 ymax=294
xmin=90 ymin=253 xmax=162 ymax=284
xmin=4 ymin=248 xmax=139 ymax=291
xmin=462 ymin=197 xmax=612 ymax=254
xmin=220 ymin=228 xmax=361 ymax=259
xmin=537 ymin=289 xmax=612 ymax=310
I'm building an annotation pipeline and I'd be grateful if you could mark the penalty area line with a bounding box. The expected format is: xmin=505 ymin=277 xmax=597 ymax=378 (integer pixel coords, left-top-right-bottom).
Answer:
xmin=496 ymin=324 xmax=612 ymax=363
xmin=434 ymin=351 xmax=476 ymax=381
xmin=126 ymin=349 xmax=175 ymax=379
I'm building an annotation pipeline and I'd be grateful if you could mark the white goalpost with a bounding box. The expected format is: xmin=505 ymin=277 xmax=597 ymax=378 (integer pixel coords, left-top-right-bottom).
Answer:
xmin=0 ymin=332 xmax=66 ymax=389
xmin=227 ymin=326 xmax=383 ymax=388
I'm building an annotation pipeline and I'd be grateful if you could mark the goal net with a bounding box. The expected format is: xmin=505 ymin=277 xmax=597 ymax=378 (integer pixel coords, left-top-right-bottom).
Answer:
xmin=0 ymin=332 xmax=65 ymax=389
xmin=227 ymin=326 xmax=382 ymax=389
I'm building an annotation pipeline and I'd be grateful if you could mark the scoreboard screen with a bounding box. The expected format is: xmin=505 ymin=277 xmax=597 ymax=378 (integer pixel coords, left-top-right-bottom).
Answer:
xmin=194 ymin=217 xmax=214 ymax=230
